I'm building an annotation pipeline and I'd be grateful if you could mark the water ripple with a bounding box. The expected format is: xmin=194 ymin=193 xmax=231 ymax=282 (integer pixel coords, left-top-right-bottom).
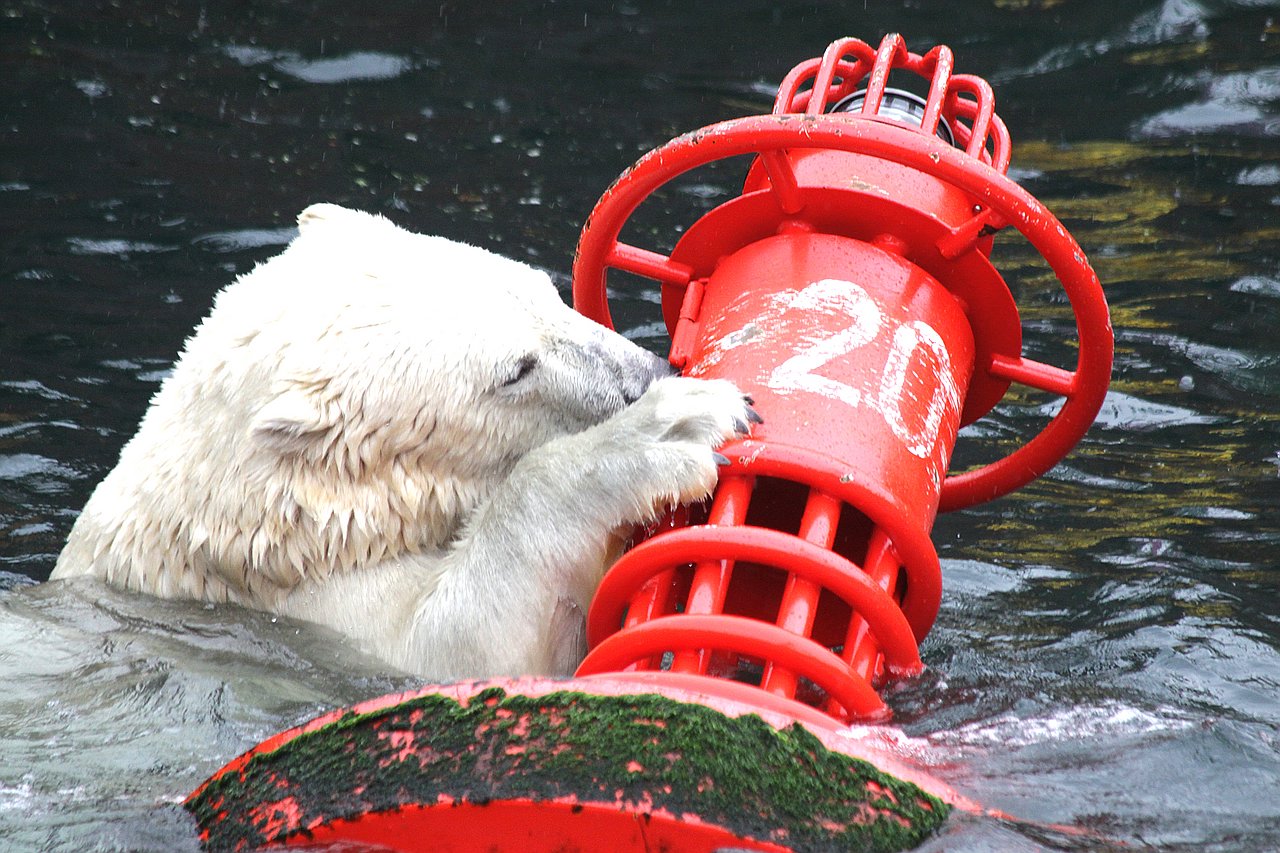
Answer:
xmin=192 ymin=227 xmax=297 ymax=253
xmin=1135 ymin=66 xmax=1280 ymax=138
xmin=66 ymin=237 xmax=173 ymax=257
xmin=997 ymin=0 xmax=1210 ymax=82
xmin=929 ymin=701 xmax=1198 ymax=749
xmin=0 ymin=454 xmax=81 ymax=481
xmin=1230 ymin=274 xmax=1280 ymax=297
xmin=0 ymin=380 xmax=80 ymax=403
xmin=1235 ymin=164 xmax=1280 ymax=186
xmin=275 ymin=52 xmax=415 ymax=84
xmin=1034 ymin=389 xmax=1222 ymax=431
xmin=222 ymin=44 xmax=416 ymax=84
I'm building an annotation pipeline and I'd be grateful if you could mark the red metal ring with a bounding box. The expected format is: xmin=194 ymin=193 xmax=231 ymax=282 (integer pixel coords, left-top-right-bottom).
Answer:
xmin=572 ymin=113 xmax=1112 ymax=509
xmin=576 ymin=613 xmax=889 ymax=720
xmin=586 ymin=525 xmax=924 ymax=676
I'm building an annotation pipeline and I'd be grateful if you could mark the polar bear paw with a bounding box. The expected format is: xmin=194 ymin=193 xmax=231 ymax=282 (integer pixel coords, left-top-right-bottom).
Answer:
xmin=615 ymin=376 xmax=761 ymax=509
xmin=634 ymin=376 xmax=759 ymax=445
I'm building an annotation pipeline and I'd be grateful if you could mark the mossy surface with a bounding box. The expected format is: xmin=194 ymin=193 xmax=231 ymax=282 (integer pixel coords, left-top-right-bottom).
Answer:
xmin=188 ymin=687 xmax=949 ymax=852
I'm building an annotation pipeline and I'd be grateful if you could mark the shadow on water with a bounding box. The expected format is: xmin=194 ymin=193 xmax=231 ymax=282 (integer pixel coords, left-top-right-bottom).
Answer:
xmin=2 ymin=1 xmax=1279 ymax=849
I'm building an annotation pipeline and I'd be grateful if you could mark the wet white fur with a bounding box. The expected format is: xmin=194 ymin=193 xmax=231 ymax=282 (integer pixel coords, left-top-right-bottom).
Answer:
xmin=53 ymin=204 xmax=752 ymax=680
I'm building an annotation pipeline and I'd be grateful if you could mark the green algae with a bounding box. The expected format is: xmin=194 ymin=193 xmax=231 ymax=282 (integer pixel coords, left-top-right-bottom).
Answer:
xmin=189 ymin=687 xmax=949 ymax=852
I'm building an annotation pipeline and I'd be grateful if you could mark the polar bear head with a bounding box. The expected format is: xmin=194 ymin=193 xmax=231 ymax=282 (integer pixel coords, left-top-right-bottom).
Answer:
xmin=62 ymin=204 xmax=670 ymax=603
xmin=240 ymin=203 xmax=667 ymax=481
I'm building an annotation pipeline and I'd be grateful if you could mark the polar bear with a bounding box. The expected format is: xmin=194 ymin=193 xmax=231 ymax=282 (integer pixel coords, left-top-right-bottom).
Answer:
xmin=52 ymin=203 xmax=756 ymax=681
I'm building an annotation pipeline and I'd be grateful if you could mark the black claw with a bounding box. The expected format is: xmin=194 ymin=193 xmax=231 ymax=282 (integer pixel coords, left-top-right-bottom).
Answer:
xmin=732 ymin=418 xmax=750 ymax=435
xmin=746 ymin=407 xmax=764 ymax=425
xmin=713 ymin=451 xmax=731 ymax=466
xmin=743 ymin=394 xmax=755 ymax=406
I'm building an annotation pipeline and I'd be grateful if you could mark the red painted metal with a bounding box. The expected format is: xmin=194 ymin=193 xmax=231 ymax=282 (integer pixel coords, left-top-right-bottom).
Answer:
xmin=572 ymin=34 xmax=1112 ymax=723
xmin=286 ymin=801 xmax=791 ymax=852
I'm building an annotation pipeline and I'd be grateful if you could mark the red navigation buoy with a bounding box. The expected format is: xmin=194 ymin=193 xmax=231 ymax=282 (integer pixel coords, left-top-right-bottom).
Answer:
xmin=189 ymin=34 xmax=1112 ymax=851
xmin=571 ymin=32 xmax=1112 ymax=724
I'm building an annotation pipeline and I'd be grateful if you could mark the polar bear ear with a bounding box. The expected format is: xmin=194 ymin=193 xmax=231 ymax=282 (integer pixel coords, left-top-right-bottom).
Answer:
xmin=297 ymin=203 xmax=378 ymax=234
xmin=297 ymin=203 xmax=347 ymax=232
xmin=251 ymin=384 xmax=338 ymax=455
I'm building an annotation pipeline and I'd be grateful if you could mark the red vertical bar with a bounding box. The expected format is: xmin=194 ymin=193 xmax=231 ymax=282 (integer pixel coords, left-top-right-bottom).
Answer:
xmin=759 ymin=490 xmax=843 ymax=698
xmin=619 ymin=507 xmax=689 ymax=671
xmin=621 ymin=506 xmax=691 ymax=629
xmin=826 ymin=527 xmax=901 ymax=716
xmin=759 ymin=150 xmax=804 ymax=215
xmin=668 ymin=475 xmax=754 ymax=674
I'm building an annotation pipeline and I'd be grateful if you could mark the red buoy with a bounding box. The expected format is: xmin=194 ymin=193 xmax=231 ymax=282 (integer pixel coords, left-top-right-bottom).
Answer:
xmin=189 ymin=34 xmax=1112 ymax=851
xmin=571 ymin=34 xmax=1111 ymax=723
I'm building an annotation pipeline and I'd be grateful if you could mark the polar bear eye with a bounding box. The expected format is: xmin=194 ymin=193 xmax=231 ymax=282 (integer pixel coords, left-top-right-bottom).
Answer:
xmin=498 ymin=354 xmax=539 ymax=388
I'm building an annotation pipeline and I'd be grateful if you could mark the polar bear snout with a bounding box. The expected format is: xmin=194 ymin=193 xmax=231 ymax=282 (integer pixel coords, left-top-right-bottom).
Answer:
xmin=565 ymin=313 xmax=674 ymax=410
xmin=619 ymin=346 xmax=675 ymax=405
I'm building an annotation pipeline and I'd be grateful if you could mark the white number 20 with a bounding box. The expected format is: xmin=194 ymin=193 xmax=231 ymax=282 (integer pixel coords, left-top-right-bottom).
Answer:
xmin=766 ymin=279 xmax=962 ymax=462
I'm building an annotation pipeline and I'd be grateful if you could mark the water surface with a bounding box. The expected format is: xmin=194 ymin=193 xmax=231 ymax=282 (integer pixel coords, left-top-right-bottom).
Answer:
xmin=3 ymin=1 xmax=1279 ymax=849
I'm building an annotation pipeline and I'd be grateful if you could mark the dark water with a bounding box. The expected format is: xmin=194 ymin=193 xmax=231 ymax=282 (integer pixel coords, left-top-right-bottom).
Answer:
xmin=2 ymin=0 xmax=1279 ymax=849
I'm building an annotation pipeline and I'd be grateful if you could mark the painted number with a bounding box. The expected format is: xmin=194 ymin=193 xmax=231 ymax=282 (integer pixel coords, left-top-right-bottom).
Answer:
xmin=766 ymin=279 xmax=961 ymax=461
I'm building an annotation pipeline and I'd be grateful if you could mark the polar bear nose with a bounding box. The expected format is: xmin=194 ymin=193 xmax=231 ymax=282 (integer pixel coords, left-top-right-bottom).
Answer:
xmin=572 ymin=312 xmax=675 ymax=407
xmin=622 ymin=350 xmax=677 ymax=405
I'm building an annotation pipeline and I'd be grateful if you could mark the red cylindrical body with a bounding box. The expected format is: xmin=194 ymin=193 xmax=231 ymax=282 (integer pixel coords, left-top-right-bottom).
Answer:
xmin=579 ymin=226 xmax=979 ymax=720
xmin=687 ymin=231 xmax=975 ymax=531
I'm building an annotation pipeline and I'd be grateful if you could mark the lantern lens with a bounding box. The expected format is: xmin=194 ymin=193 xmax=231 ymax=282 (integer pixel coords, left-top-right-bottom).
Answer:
xmin=831 ymin=87 xmax=956 ymax=147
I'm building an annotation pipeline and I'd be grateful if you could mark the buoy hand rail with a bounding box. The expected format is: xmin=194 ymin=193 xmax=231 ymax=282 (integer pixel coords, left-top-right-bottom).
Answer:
xmin=579 ymin=526 xmax=926 ymax=666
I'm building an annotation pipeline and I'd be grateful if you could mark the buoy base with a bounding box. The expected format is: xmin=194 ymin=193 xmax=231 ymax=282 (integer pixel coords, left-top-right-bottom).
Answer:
xmin=187 ymin=676 xmax=951 ymax=852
